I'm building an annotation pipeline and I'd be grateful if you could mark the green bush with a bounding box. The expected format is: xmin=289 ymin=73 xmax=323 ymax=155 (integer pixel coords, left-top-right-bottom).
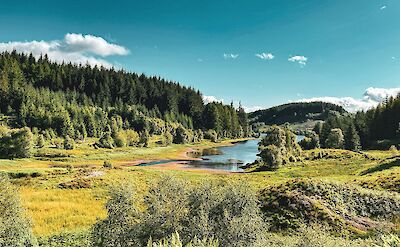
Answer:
xmin=63 ymin=136 xmax=75 ymax=150
xmin=126 ymin=129 xmax=140 ymax=146
xmin=93 ymin=176 xmax=264 ymax=247
xmin=36 ymin=134 xmax=45 ymax=148
xmin=97 ymin=132 xmax=114 ymax=149
xmin=114 ymin=131 xmax=127 ymax=147
xmin=204 ymin=129 xmax=218 ymax=143
xmin=0 ymin=127 xmax=34 ymax=158
xmin=0 ymin=174 xmax=37 ymax=246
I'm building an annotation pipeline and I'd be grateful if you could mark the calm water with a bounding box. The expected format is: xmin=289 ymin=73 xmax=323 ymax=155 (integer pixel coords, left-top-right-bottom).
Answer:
xmin=187 ymin=135 xmax=305 ymax=172
xmin=138 ymin=135 xmax=305 ymax=172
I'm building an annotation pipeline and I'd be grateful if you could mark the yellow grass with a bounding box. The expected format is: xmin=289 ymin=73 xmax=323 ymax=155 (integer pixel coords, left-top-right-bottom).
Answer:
xmin=20 ymin=188 xmax=106 ymax=236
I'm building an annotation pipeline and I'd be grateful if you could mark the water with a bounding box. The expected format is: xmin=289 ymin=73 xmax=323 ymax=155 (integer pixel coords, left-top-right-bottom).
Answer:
xmin=138 ymin=135 xmax=305 ymax=172
xmin=187 ymin=135 xmax=305 ymax=172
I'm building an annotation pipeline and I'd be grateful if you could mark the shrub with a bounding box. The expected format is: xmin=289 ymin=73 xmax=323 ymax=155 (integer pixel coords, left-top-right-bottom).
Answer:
xmin=114 ymin=131 xmax=127 ymax=147
xmin=93 ymin=176 xmax=264 ymax=247
xmin=126 ymin=129 xmax=140 ymax=146
xmin=0 ymin=127 xmax=33 ymax=158
xmin=103 ymin=160 xmax=113 ymax=169
xmin=0 ymin=174 xmax=37 ymax=246
xmin=161 ymin=131 xmax=173 ymax=146
xmin=97 ymin=132 xmax=114 ymax=149
xmin=204 ymin=129 xmax=218 ymax=143
xmin=36 ymin=134 xmax=45 ymax=148
xmin=147 ymin=232 xmax=218 ymax=247
xmin=51 ymin=137 xmax=64 ymax=149
xmin=139 ymin=130 xmax=150 ymax=147
xmin=64 ymin=136 xmax=75 ymax=150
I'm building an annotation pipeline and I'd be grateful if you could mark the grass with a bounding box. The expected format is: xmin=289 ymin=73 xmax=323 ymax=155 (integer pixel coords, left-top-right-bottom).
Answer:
xmin=1 ymin=138 xmax=399 ymax=237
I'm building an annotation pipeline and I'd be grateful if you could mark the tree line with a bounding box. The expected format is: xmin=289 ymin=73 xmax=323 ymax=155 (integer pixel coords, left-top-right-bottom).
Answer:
xmin=0 ymin=51 xmax=251 ymax=158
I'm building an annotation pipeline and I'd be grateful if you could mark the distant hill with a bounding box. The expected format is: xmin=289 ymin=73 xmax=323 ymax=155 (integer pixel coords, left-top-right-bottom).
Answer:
xmin=249 ymin=102 xmax=347 ymax=126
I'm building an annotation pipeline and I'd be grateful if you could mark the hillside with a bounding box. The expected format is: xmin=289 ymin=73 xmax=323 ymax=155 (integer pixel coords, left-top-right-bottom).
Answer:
xmin=249 ymin=102 xmax=347 ymax=126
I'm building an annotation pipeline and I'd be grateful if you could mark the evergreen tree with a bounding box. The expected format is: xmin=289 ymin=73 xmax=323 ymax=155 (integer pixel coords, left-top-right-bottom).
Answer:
xmin=345 ymin=123 xmax=361 ymax=151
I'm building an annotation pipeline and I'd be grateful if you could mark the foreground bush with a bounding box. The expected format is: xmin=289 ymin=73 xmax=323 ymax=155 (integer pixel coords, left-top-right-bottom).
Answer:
xmin=0 ymin=174 xmax=37 ymax=246
xmin=92 ymin=176 xmax=264 ymax=247
xmin=258 ymin=178 xmax=400 ymax=233
xmin=147 ymin=232 xmax=218 ymax=247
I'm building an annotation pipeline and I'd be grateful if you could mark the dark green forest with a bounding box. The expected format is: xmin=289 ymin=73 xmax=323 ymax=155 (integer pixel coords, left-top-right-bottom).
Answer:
xmin=249 ymin=102 xmax=347 ymax=125
xmin=0 ymin=51 xmax=250 ymax=157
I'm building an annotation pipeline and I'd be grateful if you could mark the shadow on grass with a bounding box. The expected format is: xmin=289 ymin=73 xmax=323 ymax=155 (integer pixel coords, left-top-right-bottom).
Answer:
xmin=360 ymin=158 xmax=400 ymax=175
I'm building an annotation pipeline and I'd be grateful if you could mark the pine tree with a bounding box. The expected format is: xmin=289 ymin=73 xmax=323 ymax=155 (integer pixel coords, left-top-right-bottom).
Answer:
xmin=345 ymin=124 xmax=361 ymax=151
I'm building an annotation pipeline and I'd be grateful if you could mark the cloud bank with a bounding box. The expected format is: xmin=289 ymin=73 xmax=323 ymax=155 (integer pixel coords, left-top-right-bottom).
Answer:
xmin=0 ymin=33 xmax=129 ymax=68
xmin=295 ymin=87 xmax=400 ymax=112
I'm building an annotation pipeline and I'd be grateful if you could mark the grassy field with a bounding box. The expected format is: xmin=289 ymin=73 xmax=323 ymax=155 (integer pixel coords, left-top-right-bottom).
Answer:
xmin=0 ymin=137 xmax=399 ymax=237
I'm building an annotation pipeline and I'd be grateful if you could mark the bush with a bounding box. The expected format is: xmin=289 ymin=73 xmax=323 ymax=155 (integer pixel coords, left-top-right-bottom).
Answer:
xmin=93 ymin=176 xmax=264 ymax=247
xmin=173 ymin=126 xmax=193 ymax=144
xmin=36 ymin=134 xmax=45 ymax=148
xmin=139 ymin=130 xmax=150 ymax=147
xmin=0 ymin=127 xmax=33 ymax=158
xmin=114 ymin=131 xmax=127 ymax=147
xmin=147 ymin=232 xmax=218 ymax=247
xmin=51 ymin=138 xmax=64 ymax=149
xmin=161 ymin=131 xmax=173 ymax=146
xmin=97 ymin=132 xmax=114 ymax=149
xmin=204 ymin=129 xmax=218 ymax=143
xmin=64 ymin=136 xmax=75 ymax=150
xmin=103 ymin=160 xmax=113 ymax=169
xmin=126 ymin=129 xmax=140 ymax=146
xmin=0 ymin=174 xmax=37 ymax=246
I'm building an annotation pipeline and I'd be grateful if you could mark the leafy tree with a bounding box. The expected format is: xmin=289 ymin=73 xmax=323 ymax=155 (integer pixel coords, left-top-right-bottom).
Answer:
xmin=125 ymin=130 xmax=140 ymax=146
xmin=299 ymin=132 xmax=320 ymax=150
xmin=139 ymin=130 xmax=150 ymax=147
xmin=114 ymin=131 xmax=127 ymax=147
xmin=325 ymin=128 xmax=344 ymax=149
xmin=97 ymin=132 xmax=114 ymax=149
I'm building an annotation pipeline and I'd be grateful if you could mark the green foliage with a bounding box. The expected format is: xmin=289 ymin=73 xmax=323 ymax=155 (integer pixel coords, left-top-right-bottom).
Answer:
xmin=114 ymin=130 xmax=127 ymax=147
xmin=249 ymin=102 xmax=347 ymax=126
xmin=161 ymin=131 xmax=173 ymax=146
xmin=0 ymin=127 xmax=33 ymax=158
xmin=125 ymin=129 xmax=140 ymax=146
xmin=36 ymin=134 xmax=45 ymax=148
xmin=325 ymin=128 xmax=344 ymax=149
xmin=173 ymin=126 xmax=193 ymax=144
xmin=63 ymin=136 xmax=75 ymax=150
xmin=258 ymin=179 xmax=400 ymax=233
xmin=147 ymin=232 xmax=218 ymax=247
xmin=0 ymin=174 xmax=37 ymax=246
xmin=204 ymin=129 xmax=218 ymax=142
xmin=96 ymin=132 xmax=114 ymax=149
xmin=299 ymin=132 xmax=320 ymax=150
xmin=92 ymin=176 xmax=264 ymax=247
xmin=257 ymin=125 xmax=302 ymax=170
xmin=139 ymin=130 xmax=150 ymax=147
xmin=37 ymin=231 xmax=92 ymax=247
xmin=345 ymin=123 xmax=361 ymax=151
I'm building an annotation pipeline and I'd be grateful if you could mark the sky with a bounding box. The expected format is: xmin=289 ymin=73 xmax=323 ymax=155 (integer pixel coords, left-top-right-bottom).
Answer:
xmin=0 ymin=0 xmax=400 ymax=112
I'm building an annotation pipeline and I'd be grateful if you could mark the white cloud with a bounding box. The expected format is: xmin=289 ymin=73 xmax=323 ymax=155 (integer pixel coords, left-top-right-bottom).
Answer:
xmin=380 ymin=5 xmax=387 ymax=10
xmin=63 ymin=33 xmax=129 ymax=56
xmin=288 ymin=55 xmax=308 ymax=66
xmin=203 ymin=95 xmax=224 ymax=104
xmin=242 ymin=105 xmax=263 ymax=113
xmin=0 ymin=33 xmax=129 ymax=68
xmin=223 ymin=53 xmax=239 ymax=59
xmin=294 ymin=87 xmax=400 ymax=112
xmin=255 ymin=52 xmax=274 ymax=60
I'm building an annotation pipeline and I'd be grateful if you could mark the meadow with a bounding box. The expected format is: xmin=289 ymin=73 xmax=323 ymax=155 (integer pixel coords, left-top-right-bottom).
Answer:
xmin=1 ymin=136 xmax=399 ymax=246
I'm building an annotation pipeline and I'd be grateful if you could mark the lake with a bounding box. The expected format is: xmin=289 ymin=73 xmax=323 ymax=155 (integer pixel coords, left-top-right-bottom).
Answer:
xmin=138 ymin=135 xmax=305 ymax=172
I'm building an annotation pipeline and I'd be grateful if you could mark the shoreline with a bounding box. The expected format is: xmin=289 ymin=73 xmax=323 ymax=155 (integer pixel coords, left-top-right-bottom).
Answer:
xmin=122 ymin=137 xmax=255 ymax=172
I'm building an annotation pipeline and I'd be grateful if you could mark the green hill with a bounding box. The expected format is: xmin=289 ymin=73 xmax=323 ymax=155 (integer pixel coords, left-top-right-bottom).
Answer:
xmin=249 ymin=102 xmax=347 ymax=126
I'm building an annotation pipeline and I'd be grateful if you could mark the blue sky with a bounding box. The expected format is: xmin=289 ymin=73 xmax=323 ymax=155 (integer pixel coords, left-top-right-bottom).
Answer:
xmin=1 ymin=0 xmax=400 ymax=111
